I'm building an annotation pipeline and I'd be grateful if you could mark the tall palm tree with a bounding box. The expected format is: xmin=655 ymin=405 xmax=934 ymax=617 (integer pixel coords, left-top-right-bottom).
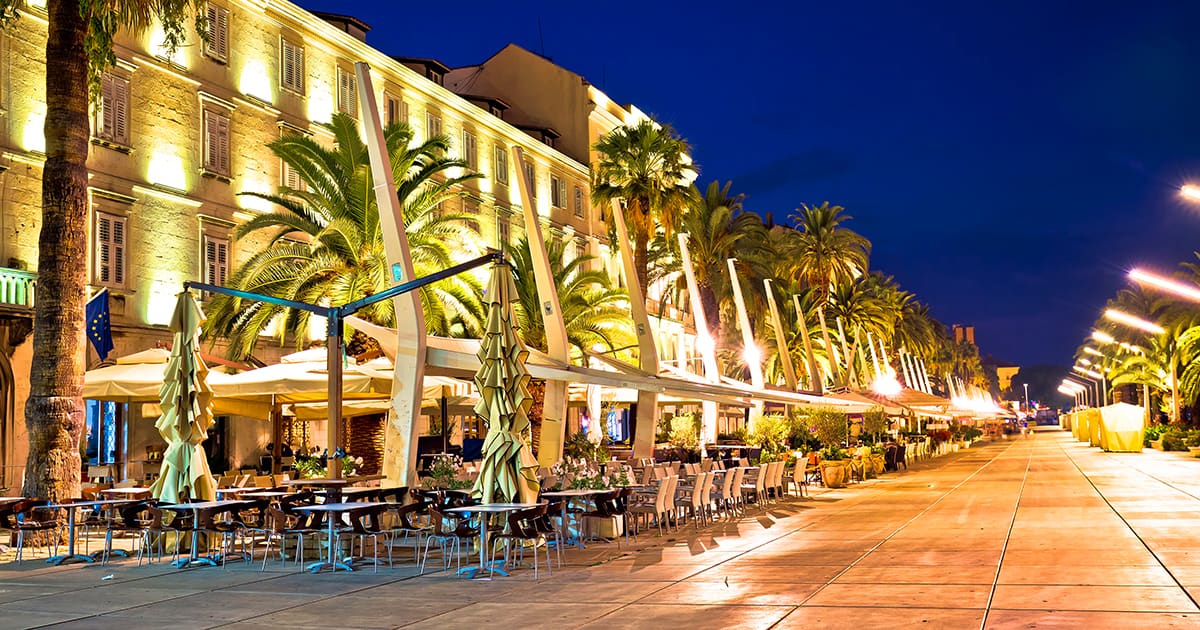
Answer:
xmin=0 ymin=0 xmax=204 ymax=501
xmin=675 ymin=181 xmax=768 ymax=340
xmin=204 ymin=112 xmax=484 ymax=359
xmin=1103 ymin=287 xmax=1200 ymax=423
xmin=591 ymin=119 xmax=696 ymax=294
xmin=507 ymin=235 xmax=632 ymax=361
xmin=786 ymin=202 xmax=871 ymax=304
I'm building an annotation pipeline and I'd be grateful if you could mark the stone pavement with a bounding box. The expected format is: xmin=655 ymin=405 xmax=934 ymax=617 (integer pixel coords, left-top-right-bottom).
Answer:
xmin=2 ymin=429 xmax=1199 ymax=629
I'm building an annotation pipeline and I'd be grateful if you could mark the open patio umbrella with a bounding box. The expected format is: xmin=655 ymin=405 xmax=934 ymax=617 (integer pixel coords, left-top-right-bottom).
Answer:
xmin=471 ymin=263 xmax=540 ymax=505
xmin=149 ymin=291 xmax=217 ymax=503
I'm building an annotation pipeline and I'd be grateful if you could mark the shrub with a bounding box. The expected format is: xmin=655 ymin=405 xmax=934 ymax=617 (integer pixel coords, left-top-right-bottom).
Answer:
xmin=669 ymin=413 xmax=700 ymax=451
xmin=1185 ymin=430 xmax=1200 ymax=448
xmin=750 ymin=413 xmax=791 ymax=459
xmin=862 ymin=407 xmax=888 ymax=438
xmin=1162 ymin=431 xmax=1188 ymax=452
xmin=1144 ymin=424 xmax=1166 ymax=446
xmin=801 ymin=407 xmax=849 ymax=450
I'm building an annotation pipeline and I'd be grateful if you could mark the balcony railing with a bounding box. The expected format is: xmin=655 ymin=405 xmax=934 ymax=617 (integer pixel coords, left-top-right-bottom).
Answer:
xmin=0 ymin=268 xmax=36 ymax=308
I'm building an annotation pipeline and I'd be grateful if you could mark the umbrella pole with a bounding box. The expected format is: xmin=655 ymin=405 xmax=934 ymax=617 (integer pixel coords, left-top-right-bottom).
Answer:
xmin=327 ymin=313 xmax=343 ymax=480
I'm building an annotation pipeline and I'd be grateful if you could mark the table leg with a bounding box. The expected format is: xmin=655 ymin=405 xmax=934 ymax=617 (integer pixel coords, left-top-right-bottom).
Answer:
xmin=305 ymin=512 xmax=352 ymax=573
xmin=48 ymin=507 xmax=94 ymax=566
xmin=173 ymin=510 xmax=217 ymax=568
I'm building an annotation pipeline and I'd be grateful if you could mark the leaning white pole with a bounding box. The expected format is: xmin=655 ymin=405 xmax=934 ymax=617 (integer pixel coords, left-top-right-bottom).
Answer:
xmin=611 ymin=200 xmax=660 ymax=459
xmin=727 ymin=258 xmax=764 ymax=430
xmin=792 ymin=294 xmax=823 ymax=393
xmin=355 ymin=62 xmax=427 ymax=487
xmin=764 ymin=280 xmax=798 ymax=391
xmin=678 ymin=234 xmax=719 ymax=452
xmin=511 ymin=147 xmax=571 ymax=468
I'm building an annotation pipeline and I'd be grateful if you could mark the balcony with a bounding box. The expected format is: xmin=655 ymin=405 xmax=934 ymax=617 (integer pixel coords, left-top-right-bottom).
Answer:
xmin=0 ymin=267 xmax=36 ymax=309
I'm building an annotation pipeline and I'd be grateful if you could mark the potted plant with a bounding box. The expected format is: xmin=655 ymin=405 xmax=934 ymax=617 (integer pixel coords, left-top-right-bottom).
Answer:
xmin=868 ymin=443 xmax=886 ymax=476
xmin=1185 ymin=430 xmax=1200 ymax=458
xmin=802 ymin=407 xmax=851 ymax=488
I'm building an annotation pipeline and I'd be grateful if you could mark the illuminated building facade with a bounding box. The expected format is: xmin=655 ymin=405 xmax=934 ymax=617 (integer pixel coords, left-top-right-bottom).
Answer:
xmin=0 ymin=1 xmax=601 ymax=488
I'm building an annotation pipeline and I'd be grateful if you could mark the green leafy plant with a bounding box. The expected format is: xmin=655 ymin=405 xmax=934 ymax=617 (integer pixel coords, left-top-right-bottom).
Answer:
xmin=819 ymin=445 xmax=849 ymax=461
xmin=1144 ymin=424 xmax=1166 ymax=446
xmin=750 ymin=413 xmax=790 ymax=459
xmin=423 ymin=454 xmax=472 ymax=490
xmin=1185 ymin=430 xmax=1200 ymax=448
xmin=862 ymin=407 xmax=888 ymax=440
xmin=668 ymin=413 xmax=700 ymax=451
xmin=802 ymin=407 xmax=849 ymax=451
xmin=1162 ymin=431 xmax=1188 ymax=452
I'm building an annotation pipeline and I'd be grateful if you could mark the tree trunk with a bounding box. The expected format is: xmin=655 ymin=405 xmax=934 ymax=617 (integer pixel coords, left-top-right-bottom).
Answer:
xmin=698 ymin=282 xmax=720 ymax=339
xmin=23 ymin=0 xmax=91 ymax=502
xmin=526 ymin=378 xmax=546 ymax=457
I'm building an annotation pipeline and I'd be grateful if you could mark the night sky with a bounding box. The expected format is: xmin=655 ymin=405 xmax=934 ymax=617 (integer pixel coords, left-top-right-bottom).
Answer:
xmin=300 ymin=0 xmax=1200 ymax=367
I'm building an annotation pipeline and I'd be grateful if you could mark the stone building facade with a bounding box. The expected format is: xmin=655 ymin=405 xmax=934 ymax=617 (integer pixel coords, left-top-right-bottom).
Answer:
xmin=0 ymin=1 xmax=604 ymax=491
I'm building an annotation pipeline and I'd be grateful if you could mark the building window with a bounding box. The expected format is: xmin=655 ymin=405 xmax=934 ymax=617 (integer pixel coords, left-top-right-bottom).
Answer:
xmin=497 ymin=214 xmax=510 ymax=246
xmin=384 ymin=93 xmax=407 ymax=126
xmin=337 ymin=66 xmax=357 ymax=117
xmin=203 ymin=109 xmax=231 ymax=176
xmin=575 ymin=239 xmax=587 ymax=261
xmin=281 ymin=38 xmax=304 ymax=94
xmin=550 ymin=175 xmax=566 ymax=208
xmin=94 ymin=211 xmax=127 ymax=288
xmin=574 ymin=185 xmax=585 ymax=218
xmin=425 ymin=111 xmax=442 ymax=139
xmin=461 ymin=130 xmax=478 ymax=171
xmin=96 ymin=73 xmax=130 ymax=146
xmin=522 ymin=160 xmax=536 ymax=199
xmin=494 ymin=144 xmax=508 ymax=185
xmin=204 ymin=4 xmax=230 ymax=63
xmin=203 ymin=234 xmax=230 ymax=289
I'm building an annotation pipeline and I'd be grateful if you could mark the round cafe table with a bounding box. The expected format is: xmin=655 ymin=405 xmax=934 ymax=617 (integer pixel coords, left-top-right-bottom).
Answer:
xmin=444 ymin=503 xmax=542 ymax=579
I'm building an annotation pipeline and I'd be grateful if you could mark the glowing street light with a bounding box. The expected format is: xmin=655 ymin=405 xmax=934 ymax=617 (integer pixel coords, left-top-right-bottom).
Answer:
xmin=1073 ymin=365 xmax=1103 ymax=379
xmin=1078 ymin=358 xmax=1092 ymax=366
xmin=1082 ymin=347 xmax=1105 ymax=357
xmin=1091 ymin=330 xmax=1116 ymax=344
xmin=1104 ymin=308 xmax=1166 ymax=335
xmin=1129 ymin=268 xmax=1200 ymax=303
xmin=1182 ymin=184 xmax=1200 ymax=202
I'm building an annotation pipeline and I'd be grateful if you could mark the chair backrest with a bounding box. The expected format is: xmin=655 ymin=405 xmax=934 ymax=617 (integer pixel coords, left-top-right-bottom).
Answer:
xmin=792 ymin=458 xmax=804 ymax=483
xmin=684 ymin=463 xmax=697 ymax=476
xmin=235 ymin=474 xmax=252 ymax=488
xmin=731 ymin=466 xmax=745 ymax=491
xmin=87 ymin=465 xmax=113 ymax=484
xmin=253 ymin=475 xmax=274 ymax=488
xmin=699 ymin=471 xmax=716 ymax=505
xmin=720 ymin=468 xmax=735 ymax=499
xmin=216 ymin=475 xmax=236 ymax=488
xmin=114 ymin=479 xmax=138 ymax=489
xmin=738 ymin=457 xmax=749 ymax=467
xmin=897 ymin=444 xmax=907 ymax=461
xmin=690 ymin=472 xmax=707 ymax=508
xmin=755 ymin=464 xmax=768 ymax=490
xmin=653 ymin=466 xmax=666 ymax=481
xmin=773 ymin=461 xmax=785 ymax=487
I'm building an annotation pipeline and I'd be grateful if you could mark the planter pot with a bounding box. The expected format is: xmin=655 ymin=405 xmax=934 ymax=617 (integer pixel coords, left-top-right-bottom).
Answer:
xmin=951 ymin=443 xmax=960 ymax=453
xmin=820 ymin=461 xmax=849 ymax=488
xmin=1150 ymin=439 xmax=1164 ymax=451
xmin=869 ymin=453 xmax=886 ymax=475
xmin=1188 ymin=446 xmax=1200 ymax=458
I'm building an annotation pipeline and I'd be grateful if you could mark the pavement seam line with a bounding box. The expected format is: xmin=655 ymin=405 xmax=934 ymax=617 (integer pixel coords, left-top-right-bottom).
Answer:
xmin=977 ymin=436 xmax=1035 ymax=630
xmin=1057 ymin=434 xmax=1200 ymax=613
xmin=757 ymin=443 xmax=1012 ymax=628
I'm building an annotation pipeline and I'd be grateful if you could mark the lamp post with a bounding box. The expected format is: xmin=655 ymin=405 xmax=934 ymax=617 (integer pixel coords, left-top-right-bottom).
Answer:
xmin=1064 ymin=376 xmax=1094 ymax=407
xmin=1022 ymin=383 xmax=1030 ymax=412
xmin=1072 ymin=364 xmax=1107 ymax=406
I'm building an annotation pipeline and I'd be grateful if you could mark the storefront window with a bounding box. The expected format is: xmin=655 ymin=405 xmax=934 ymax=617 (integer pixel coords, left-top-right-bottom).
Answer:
xmin=85 ymin=399 xmax=123 ymax=465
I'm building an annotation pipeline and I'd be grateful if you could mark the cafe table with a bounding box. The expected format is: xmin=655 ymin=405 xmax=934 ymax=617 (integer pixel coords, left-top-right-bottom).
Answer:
xmin=159 ymin=500 xmax=249 ymax=568
xmin=46 ymin=498 xmax=137 ymax=565
xmin=100 ymin=487 xmax=153 ymax=499
xmin=289 ymin=501 xmax=387 ymax=573
xmin=539 ymin=489 xmax=612 ymax=549
xmin=285 ymin=478 xmax=349 ymax=501
xmin=444 ymin=503 xmax=541 ymax=579
xmin=214 ymin=487 xmax=260 ymax=500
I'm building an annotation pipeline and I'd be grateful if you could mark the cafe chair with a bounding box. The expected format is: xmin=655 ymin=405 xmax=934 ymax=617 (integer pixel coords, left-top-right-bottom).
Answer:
xmin=9 ymin=499 xmax=61 ymax=563
xmin=489 ymin=504 xmax=552 ymax=580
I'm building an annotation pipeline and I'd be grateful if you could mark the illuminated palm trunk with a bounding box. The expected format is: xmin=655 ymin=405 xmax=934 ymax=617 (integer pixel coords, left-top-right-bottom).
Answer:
xmin=23 ymin=0 xmax=91 ymax=502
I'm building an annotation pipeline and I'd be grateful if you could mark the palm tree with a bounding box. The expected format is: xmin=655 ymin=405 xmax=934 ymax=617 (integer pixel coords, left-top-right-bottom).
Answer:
xmin=786 ymin=202 xmax=871 ymax=304
xmin=204 ymin=112 xmax=484 ymax=359
xmin=675 ymin=181 xmax=768 ymax=340
xmin=591 ymin=119 xmax=696 ymax=294
xmin=1103 ymin=287 xmax=1200 ymax=423
xmin=507 ymin=236 xmax=632 ymax=361
xmin=0 ymin=0 xmax=203 ymax=501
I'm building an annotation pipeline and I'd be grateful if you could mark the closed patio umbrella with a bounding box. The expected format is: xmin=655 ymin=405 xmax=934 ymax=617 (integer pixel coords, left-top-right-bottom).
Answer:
xmin=471 ymin=263 xmax=540 ymax=505
xmin=149 ymin=291 xmax=217 ymax=503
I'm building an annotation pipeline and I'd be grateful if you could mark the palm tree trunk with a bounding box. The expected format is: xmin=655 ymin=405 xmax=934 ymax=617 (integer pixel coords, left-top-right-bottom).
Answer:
xmin=698 ymin=283 xmax=720 ymax=339
xmin=1171 ymin=369 xmax=1180 ymax=424
xmin=23 ymin=0 xmax=91 ymax=502
xmin=527 ymin=378 xmax=546 ymax=457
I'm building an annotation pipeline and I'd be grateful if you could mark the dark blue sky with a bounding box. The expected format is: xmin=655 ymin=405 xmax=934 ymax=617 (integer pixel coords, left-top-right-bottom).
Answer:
xmin=302 ymin=0 xmax=1200 ymax=366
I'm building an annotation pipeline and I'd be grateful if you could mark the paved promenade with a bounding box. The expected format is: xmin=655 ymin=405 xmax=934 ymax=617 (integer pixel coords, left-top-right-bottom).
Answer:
xmin=2 ymin=429 xmax=1199 ymax=629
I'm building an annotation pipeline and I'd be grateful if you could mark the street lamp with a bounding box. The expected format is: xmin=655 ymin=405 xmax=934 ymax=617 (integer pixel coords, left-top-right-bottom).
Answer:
xmin=1072 ymin=365 xmax=1107 ymax=406
xmin=1063 ymin=376 xmax=1094 ymax=407
xmin=1091 ymin=330 xmax=1116 ymax=344
xmin=1129 ymin=268 xmax=1200 ymax=303
xmin=1082 ymin=347 xmax=1105 ymax=357
xmin=1104 ymin=308 xmax=1166 ymax=335
xmin=1022 ymin=383 xmax=1030 ymax=411
xmin=1181 ymin=184 xmax=1200 ymax=202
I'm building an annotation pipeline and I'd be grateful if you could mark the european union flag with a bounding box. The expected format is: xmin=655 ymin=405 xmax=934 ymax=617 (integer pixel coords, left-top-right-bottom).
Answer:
xmin=86 ymin=289 xmax=114 ymax=361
